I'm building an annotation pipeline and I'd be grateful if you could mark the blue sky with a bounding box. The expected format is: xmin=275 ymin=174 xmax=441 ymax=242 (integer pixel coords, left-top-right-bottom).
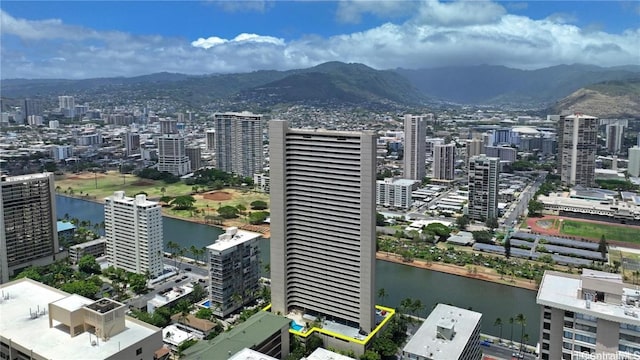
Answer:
xmin=1 ymin=1 xmax=639 ymax=79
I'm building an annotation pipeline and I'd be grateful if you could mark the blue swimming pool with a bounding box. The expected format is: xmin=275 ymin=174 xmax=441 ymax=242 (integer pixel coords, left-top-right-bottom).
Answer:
xmin=202 ymin=300 xmax=211 ymax=308
xmin=290 ymin=322 xmax=304 ymax=331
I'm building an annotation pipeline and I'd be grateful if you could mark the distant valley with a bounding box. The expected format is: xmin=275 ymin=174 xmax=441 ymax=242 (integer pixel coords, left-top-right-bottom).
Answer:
xmin=2 ymin=62 xmax=640 ymax=113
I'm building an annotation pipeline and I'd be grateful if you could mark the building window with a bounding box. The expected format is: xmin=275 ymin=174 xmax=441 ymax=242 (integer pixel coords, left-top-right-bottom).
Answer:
xmin=136 ymin=348 xmax=142 ymax=355
xmin=543 ymin=333 xmax=550 ymax=340
xmin=544 ymin=322 xmax=551 ymax=330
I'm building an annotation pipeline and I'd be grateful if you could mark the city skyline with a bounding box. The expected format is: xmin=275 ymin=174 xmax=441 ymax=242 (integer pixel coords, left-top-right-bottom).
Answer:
xmin=1 ymin=1 xmax=639 ymax=79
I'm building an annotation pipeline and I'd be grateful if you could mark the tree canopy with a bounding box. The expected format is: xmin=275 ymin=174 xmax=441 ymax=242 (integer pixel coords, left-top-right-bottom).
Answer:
xmin=250 ymin=200 xmax=268 ymax=210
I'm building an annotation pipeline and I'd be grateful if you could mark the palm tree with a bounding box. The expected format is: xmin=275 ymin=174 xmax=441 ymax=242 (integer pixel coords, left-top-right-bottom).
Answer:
xmin=521 ymin=333 xmax=529 ymax=352
xmin=377 ymin=288 xmax=388 ymax=305
xmin=167 ymin=241 xmax=180 ymax=268
xmin=509 ymin=317 xmax=514 ymax=345
xmin=494 ymin=318 xmax=503 ymax=344
xmin=515 ymin=313 xmax=526 ymax=352
xmin=411 ymin=299 xmax=424 ymax=318
xmin=190 ymin=245 xmax=199 ymax=264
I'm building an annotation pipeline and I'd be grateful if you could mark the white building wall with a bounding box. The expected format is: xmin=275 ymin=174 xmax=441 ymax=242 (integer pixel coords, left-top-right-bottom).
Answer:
xmin=104 ymin=192 xmax=163 ymax=277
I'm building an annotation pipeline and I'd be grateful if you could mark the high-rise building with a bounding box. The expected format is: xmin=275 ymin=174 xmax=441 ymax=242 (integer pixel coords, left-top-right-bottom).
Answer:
xmin=558 ymin=114 xmax=598 ymax=187
xmin=206 ymin=130 xmax=215 ymax=151
xmin=376 ymin=178 xmax=416 ymax=209
xmin=157 ymin=135 xmax=191 ymax=176
xmin=0 ymin=173 xmax=60 ymax=283
xmin=124 ymin=132 xmax=141 ymax=156
xmin=24 ymin=98 xmax=43 ymax=117
xmin=185 ymin=147 xmax=202 ymax=172
xmin=104 ymin=191 xmax=163 ymax=278
xmin=536 ymin=270 xmax=640 ymax=360
xmin=269 ymin=120 xmax=376 ymax=332
xmin=51 ymin=145 xmax=73 ymax=162
xmin=207 ymin=227 xmax=261 ymax=318
xmin=465 ymin=139 xmax=484 ymax=169
xmin=401 ymin=304 xmax=482 ymax=360
xmin=606 ymin=123 xmax=625 ymax=154
xmin=629 ymin=146 xmax=640 ymax=178
xmin=468 ymin=155 xmax=499 ymax=221
xmin=433 ymin=143 xmax=455 ymax=180
xmin=214 ymin=112 xmax=263 ymax=177
xmin=58 ymin=96 xmax=75 ymax=118
xmin=159 ymin=119 xmax=178 ymax=135
xmin=404 ymin=114 xmax=427 ymax=180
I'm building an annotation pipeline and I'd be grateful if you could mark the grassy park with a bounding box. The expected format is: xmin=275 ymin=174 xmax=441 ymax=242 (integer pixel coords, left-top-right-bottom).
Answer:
xmin=559 ymin=219 xmax=640 ymax=244
xmin=55 ymin=171 xmax=271 ymax=234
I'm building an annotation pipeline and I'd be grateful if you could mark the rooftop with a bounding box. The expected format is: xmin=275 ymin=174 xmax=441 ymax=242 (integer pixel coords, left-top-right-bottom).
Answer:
xmin=57 ymin=221 xmax=77 ymax=232
xmin=536 ymin=271 xmax=640 ymax=325
xmin=181 ymin=311 xmax=290 ymax=360
xmin=0 ymin=278 xmax=160 ymax=360
xmin=0 ymin=172 xmax=52 ymax=183
xmin=305 ymin=348 xmax=356 ymax=360
xmin=105 ymin=190 xmax=158 ymax=207
xmin=207 ymin=227 xmax=262 ymax=252
xmin=229 ymin=348 xmax=278 ymax=360
xmin=402 ymin=304 xmax=482 ymax=360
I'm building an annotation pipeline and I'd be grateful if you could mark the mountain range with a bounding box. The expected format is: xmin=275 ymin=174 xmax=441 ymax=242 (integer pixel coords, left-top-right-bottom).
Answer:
xmin=2 ymin=62 xmax=639 ymax=111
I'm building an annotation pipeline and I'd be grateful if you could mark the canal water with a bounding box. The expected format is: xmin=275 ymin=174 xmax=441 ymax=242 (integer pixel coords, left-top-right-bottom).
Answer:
xmin=56 ymin=195 xmax=540 ymax=344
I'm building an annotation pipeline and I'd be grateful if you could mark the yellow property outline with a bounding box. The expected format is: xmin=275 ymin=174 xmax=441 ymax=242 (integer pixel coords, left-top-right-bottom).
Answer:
xmin=260 ymin=304 xmax=396 ymax=345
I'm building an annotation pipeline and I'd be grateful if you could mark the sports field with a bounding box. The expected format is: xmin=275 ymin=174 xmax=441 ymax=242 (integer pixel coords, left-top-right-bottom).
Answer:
xmin=560 ymin=219 xmax=640 ymax=244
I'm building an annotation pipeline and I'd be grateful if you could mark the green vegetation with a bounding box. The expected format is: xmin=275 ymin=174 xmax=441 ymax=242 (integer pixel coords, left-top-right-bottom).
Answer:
xmin=250 ymin=200 xmax=268 ymax=210
xmin=595 ymin=179 xmax=640 ymax=192
xmin=560 ymin=220 xmax=640 ymax=244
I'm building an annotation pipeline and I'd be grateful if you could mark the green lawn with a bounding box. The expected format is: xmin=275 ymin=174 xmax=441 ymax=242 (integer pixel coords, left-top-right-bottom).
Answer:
xmin=55 ymin=171 xmax=193 ymax=200
xmin=560 ymin=220 xmax=640 ymax=244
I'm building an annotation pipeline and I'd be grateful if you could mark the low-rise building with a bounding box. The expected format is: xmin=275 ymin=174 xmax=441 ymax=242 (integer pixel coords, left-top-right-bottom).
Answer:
xmin=57 ymin=220 xmax=77 ymax=245
xmin=147 ymin=285 xmax=194 ymax=314
xmin=0 ymin=278 xmax=163 ymax=360
xmin=401 ymin=304 xmax=482 ymax=360
xmin=180 ymin=311 xmax=290 ymax=360
xmin=69 ymin=237 xmax=107 ymax=264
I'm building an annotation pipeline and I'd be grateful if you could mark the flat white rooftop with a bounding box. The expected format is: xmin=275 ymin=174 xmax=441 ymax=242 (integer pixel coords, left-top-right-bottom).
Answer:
xmin=105 ymin=191 xmax=158 ymax=207
xmin=162 ymin=324 xmax=195 ymax=347
xmin=1 ymin=172 xmax=52 ymax=182
xmin=207 ymin=228 xmax=262 ymax=252
xmin=0 ymin=278 xmax=159 ymax=360
xmin=402 ymin=304 xmax=481 ymax=360
xmin=536 ymin=271 xmax=640 ymax=325
xmin=306 ymin=347 xmax=356 ymax=360
xmin=229 ymin=348 xmax=278 ymax=360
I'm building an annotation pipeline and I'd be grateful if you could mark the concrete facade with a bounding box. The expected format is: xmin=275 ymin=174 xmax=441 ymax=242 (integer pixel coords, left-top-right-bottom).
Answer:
xmin=404 ymin=114 xmax=427 ymax=180
xmin=0 ymin=278 xmax=162 ymax=360
xmin=467 ymin=155 xmax=499 ymax=221
xmin=628 ymin=146 xmax=640 ymax=178
xmin=207 ymin=227 xmax=261 ymax=317
xmin=558 ymin=114 xmax=598 ymax=187
xmin=433 ymin=143 xmax=455 ymax=180
xmin=157 ymin=135 xmax=191 ymax=176
xmin=536 ymin=270 xmax=640 ymax=360
xmin=104 ymin=191 xmax=163 ymax=278
xmin=214 ymin=112 xmax=263 ymax=177
xmin=401 ymin=304 xmax=482 ymax=360
xmin=269 ymin=120 xmax=376 ymax=332
xmin=185 ymin=146 xmax=202 ymax=172
xmin=376 ymin=178 xmax=416 ymax=209
xmin=0 ymin=172 xmax=60 ymax=283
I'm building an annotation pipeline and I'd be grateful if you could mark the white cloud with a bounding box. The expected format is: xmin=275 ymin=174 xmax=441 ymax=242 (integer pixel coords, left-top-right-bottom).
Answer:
xmin=0 ymin=3 xmax=638 ymax=79
xmin=191 ymin=33 xmax=285 ymax=49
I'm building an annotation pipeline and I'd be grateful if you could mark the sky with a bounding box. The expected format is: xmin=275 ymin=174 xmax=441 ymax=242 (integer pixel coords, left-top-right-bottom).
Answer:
xmin=1 ymin=1 xmax=639 ymax=79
